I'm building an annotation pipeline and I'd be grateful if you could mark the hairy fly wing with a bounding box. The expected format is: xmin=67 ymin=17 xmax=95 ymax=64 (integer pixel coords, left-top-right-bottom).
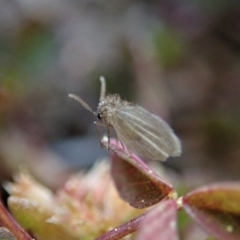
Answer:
xmin=69 ymin=77 xmax=182 ymax=161
xmin=112 ymin=105 xmax=181 ymax=161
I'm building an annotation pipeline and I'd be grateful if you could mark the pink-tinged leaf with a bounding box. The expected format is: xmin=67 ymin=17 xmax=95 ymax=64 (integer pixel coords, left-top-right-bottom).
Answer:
xmin=136 ymin=199 xmax=179 ymax=240
xmin=0 ymin=201 xmax=32 ymax=240
xmin=183 ymin=182 xmax=240 ymax=240
xmin=102 ymin=138 xmax=175 ymax=208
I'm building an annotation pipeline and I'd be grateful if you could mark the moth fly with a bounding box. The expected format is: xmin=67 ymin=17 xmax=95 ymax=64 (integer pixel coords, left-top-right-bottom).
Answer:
xmin=69 ymin=76 xmax=181 ymax=161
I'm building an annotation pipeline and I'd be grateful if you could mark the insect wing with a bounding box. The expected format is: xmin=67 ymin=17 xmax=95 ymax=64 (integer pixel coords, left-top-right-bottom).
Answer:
xmin=112 ymin=106 xmax=181 ymax=161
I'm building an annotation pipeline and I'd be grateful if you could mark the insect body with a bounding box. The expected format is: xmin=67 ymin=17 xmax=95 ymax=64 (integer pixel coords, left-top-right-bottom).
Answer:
xmin=69 ymin=77 xmax=181 ymax=161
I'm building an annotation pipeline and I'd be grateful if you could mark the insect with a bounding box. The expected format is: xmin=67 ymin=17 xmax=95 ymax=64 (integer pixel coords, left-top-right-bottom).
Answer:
xmin=69 ymin=77 xmax=181 ymax=161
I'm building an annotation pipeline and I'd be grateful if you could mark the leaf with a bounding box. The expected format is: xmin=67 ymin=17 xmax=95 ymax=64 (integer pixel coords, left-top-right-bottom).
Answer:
xmin=102 ymin=138 xmax=176 ymax=208
xmin=183 ymin=182 xmax=240 ymax=240
xmin=8 ymin=197 xmax=79 ymax=240
xmin=136 ymin=199 xmax=179 ymax=240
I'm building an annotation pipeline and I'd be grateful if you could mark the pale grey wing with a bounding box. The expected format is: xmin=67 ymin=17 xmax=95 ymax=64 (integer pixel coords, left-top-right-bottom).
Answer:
xmin=112 ymin=106 xmax=181 ymax=161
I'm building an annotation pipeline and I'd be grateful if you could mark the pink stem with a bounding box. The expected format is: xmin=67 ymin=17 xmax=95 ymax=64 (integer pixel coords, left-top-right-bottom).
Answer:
xmin=0 ymin=201 xmax=32 ymax=240
xmin=95 ymin=213 xmax=146 ymax=240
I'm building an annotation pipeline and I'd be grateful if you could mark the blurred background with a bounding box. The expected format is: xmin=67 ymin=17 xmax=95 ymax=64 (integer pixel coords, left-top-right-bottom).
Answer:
xmin=0 ymin=0 xmax=240 ymax=190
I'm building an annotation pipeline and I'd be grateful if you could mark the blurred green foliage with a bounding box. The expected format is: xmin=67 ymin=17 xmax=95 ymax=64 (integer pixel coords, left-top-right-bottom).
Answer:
xmin=153 ymin=27 xmax=185 ymax=67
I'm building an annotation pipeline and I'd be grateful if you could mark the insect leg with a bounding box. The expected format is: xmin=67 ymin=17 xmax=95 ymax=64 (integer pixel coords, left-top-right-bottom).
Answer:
xmin=119 ymin=139 xmax=125 ymax=150
xmin=107 ymin=125 xmax=110 ymax=149
xmin=94 ymin=121 xmax=105 ymax=148
xmin=114 ymin=136 xmax=131 ymax=156
xmin=121 ymin=141 xmax=131 ymax=157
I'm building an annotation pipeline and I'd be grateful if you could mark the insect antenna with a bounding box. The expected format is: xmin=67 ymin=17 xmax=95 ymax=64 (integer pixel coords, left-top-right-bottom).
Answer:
xmin=99 ymin=76 xmax=106 ymax=101
xmin=68 ymin=94 xmax=96 ymax=115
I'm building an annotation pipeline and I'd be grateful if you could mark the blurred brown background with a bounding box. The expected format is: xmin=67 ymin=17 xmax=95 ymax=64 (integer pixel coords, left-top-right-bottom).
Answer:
xmin=0 ymin=0 xmax=240 ymax=189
